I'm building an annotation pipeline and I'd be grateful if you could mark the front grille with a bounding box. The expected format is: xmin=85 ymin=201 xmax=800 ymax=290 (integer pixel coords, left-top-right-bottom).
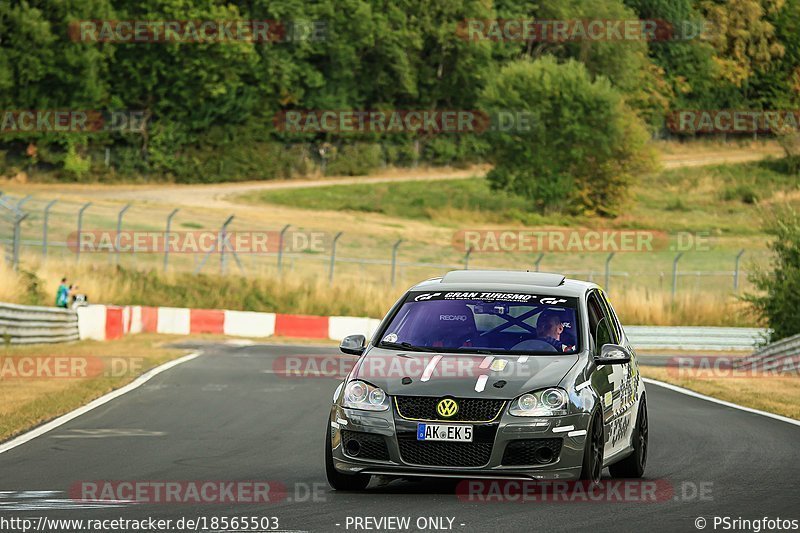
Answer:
xmin=340 ymin=430 xmax=390 ymax=461
xmin=501 ymin=438 xmax=563 ymax=466
xmin=398 ymin=440 xmax=493 ymax=467
xmin=395 ymin=396 xmax=506 ymax=422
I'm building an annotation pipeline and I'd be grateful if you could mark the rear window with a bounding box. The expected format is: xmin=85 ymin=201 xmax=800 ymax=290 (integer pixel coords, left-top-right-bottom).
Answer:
xmin=378 ymin=291 xmax=580 ymax=355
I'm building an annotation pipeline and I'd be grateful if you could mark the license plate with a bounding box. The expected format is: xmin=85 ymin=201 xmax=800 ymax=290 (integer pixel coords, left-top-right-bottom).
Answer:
xmin=416 ymin=423 xmax=473 ymax=442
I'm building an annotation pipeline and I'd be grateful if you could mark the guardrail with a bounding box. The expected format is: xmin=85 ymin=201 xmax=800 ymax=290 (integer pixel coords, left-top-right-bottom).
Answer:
xmin=625 ymin=326 xmax=766 ymax=351
xmin=0 ymin=299 xmax=773 ymax=351
xmin=734 ymin=332 xmax=800 ymax=369
xmin=0 ymin=302 xmax=79 ymax=344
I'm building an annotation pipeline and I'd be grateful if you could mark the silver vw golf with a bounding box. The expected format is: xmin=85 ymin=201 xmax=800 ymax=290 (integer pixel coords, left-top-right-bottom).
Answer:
xmin=325 ymin=270 xmax=647 ymax=490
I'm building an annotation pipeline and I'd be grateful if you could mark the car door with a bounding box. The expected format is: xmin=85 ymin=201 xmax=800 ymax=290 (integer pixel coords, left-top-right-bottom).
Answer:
xmin=598 ymin=291 xmax=641 ymax=455
xmin=587 ymin=290 xmax=635 ymax=458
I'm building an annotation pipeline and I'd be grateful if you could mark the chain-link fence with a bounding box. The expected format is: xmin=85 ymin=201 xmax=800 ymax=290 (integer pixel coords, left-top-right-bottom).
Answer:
xmin=0 ymin=190 xmax=769 ymax=296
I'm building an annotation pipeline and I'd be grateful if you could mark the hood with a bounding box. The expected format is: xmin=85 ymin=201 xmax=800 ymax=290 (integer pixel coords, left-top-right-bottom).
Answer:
xmin=350 ymin=347 xmax=579 ymax=400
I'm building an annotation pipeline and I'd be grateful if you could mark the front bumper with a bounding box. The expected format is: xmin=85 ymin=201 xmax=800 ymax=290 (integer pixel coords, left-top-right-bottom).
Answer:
xmin=329 ymin=403 xmax=590 ymax=480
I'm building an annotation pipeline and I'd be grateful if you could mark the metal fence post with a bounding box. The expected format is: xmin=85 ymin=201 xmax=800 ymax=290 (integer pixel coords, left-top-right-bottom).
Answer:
xmin=534 ymin=253 xmax=544 ymax=272
xmin=464 ymin=247 xmax=472 ymax=270
xmin=733 ymin=249 xmax=745 ymax=292
xmin=604 ymin=252 xmax=615 ymax=290
xmin=219 ymin=215 xmax=234 ymax=275
xmin=329 ymin=231 xmax=343 ymax=283
xmin=12 ymin=213 xmax=28 ymax=270
xmin=16 ymin=194 xmax=32 ymax=210
xmin=672 ymin=252 xmax=684 ymax=301
xmin=391 ymin=239 xmax=403 ymax=287
xmin=277 ymin=224 xmax=291 ymax=273
xmin=76 ymin=202 xmax=92 ymax=263
xmin=43 ymin=199 xmax=57 ymax=262
xmin=115 ymin=203 xmax=131 ymax=265
xmin=163 ymin=208 xmax=179 ymax=272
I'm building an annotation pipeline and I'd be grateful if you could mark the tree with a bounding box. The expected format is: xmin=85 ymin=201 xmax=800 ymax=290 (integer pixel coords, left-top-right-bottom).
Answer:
xmin=744 ymin=207 xmax=800 ymax=341
xmin=479 ymin=57 xmax=654 ymax=216
xmin=624 ymin=0 xmax=723 ymax=112
xmin=699 ymin=0 xmax=786 ymax=87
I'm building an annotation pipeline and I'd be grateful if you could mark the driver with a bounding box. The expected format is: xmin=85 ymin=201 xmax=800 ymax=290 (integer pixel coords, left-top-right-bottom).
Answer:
xmin=536 ymin=311 xmax=572 ymax=352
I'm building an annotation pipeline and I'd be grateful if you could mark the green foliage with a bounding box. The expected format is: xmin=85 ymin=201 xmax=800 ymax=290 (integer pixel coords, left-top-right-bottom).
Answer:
xmin=248 ymin=176 xmax=533 ymax=222
xmin=1 ymin=0 xmax=799 ymax=181
xmin=479 ymin=57 xmax=654 ymax=216
xmin=744 ymin=207 xmax=800 ymax=341
xmin=18 ymin=269 xmax=48 ymax=306
xmin=325 ymin=143 xmax=383 ymax=176
xmin=720 ymin=184 xmax=760 ymax=204
xmin=62 ymin=143 xmax=91 ymax=180
xmin=700 ymin=0 xmax=786 ymax=87
xmin=665 ymin=197 xmax=690 ymax=211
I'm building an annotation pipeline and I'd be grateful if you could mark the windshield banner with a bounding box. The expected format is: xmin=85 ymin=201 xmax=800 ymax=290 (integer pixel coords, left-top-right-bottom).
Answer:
xmin=407 ymin=291 xmax=578 ymax=308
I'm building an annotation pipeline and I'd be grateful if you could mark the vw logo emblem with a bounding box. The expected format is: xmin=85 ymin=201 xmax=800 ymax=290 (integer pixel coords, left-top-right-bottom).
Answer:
xmin=436 ymin=398 xmax=459 ymax=418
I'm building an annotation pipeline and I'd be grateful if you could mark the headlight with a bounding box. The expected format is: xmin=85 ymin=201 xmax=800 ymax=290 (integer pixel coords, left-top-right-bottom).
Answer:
xmin=509 ymin=388 xmax=568 ymax=416
xmin=343 ymin=380 xmax=389 ymax=411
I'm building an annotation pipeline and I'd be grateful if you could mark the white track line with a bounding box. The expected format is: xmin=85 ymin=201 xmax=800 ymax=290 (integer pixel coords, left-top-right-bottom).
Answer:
xmin=643 ymin=378 xmax=800 ymax=428
xmin=0 ymin=352 xmax=200 ymax=455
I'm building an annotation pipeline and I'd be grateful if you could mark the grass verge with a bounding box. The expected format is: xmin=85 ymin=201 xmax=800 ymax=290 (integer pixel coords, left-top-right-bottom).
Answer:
xmin=640 ymin=366 xmax=800 ymax=420
xmin=1 ymin=259 xmax=758 ymax=326
xmin=0 ymin=334 xmax=190 ymax=443
xmin=246 ymin=159 xmax=799 ymax=234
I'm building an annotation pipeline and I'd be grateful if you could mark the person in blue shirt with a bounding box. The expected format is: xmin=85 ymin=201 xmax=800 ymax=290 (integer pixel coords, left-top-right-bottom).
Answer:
xmin=56 ymin=278 xmax=69 ymax=308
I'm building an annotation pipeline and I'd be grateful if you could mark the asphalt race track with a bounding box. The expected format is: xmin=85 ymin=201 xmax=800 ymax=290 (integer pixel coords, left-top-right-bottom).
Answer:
xmin=1 ymin=342 xmax=798 ymax=533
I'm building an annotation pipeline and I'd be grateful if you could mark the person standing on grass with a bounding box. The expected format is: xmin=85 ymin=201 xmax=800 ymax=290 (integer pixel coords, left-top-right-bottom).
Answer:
xmin=56 ymin=277 xmax=69 ymax=308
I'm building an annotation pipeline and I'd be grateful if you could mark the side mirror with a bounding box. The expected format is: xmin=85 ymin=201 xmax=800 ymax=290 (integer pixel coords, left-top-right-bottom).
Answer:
xmin=595 ymin=343 xmax=631 ymax=365
xmin=340 ymin=334 xmax=366 ymax=356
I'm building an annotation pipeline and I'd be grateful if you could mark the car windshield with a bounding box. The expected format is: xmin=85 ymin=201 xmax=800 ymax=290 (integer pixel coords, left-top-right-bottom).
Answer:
xmin=378 ymin=291 xmax=580 ymax=355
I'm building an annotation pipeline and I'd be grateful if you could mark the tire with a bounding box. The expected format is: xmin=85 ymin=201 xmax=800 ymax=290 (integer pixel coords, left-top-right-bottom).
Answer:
xmin=609 ymin=397 xmax=648 ymax=479
xmin=579 ymin=411 xmax=604 ymax=485
xmin=324 ymin=419 xmax=371 ymax=491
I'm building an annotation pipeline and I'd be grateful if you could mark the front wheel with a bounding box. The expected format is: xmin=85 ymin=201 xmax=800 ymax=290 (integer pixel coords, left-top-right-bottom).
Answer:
xmin=324 ymin=419 xmax=371 ymax=491
xmin=579 ymin=411 xmax=604 ymax=485
xmin=609 ymin=397 xmax=648 ymax=479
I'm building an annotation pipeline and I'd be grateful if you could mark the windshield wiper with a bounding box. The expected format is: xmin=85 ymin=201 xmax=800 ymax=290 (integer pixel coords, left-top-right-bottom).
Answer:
xmin=379 ymin=341 xmax=437 ymax=352
xmin=453 ymin=347 xmax=497 ymax=355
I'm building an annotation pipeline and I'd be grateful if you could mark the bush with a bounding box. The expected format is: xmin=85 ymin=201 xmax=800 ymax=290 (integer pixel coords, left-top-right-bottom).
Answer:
xmin=665 ymin=197 xmax=689 ymax=211
xmin=62 ymin=143 xmax=91 ymax=180
xmin=325 ymin=143 xmax=383 ymax=176
xmin=421 ymin=136 xmax=489 ymax=167
xmin=18 ymin=269 xmax=47 ymax=306
xmin=721 ymin=185 xmax=759 ymax=204
xmin=479 ymin=57 xmax=654 ymax=216
xmin=743 ymin=207 xmax=800 ymax=342
xmin=113 ymin=144 xmax=151 ymax=177
xmin=383 ymin=139 xmax=420 ymax=167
